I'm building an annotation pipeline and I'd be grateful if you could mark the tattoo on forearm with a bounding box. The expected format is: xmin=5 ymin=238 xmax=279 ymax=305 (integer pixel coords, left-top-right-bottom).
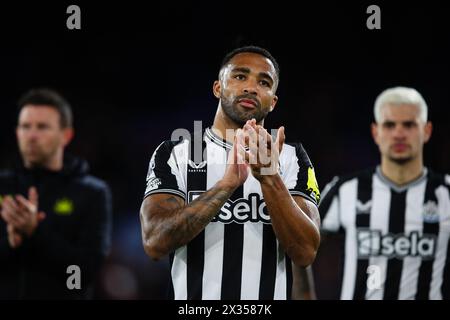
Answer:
xmin=181 ymin=189 xmax=230 ymax=235
xmin=152 ymin=187 xmax=232 ymax=250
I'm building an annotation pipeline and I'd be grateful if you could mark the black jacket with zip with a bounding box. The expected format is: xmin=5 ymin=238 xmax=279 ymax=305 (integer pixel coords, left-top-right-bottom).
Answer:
xmin=0 ymin=155 xmax=112 ymax=299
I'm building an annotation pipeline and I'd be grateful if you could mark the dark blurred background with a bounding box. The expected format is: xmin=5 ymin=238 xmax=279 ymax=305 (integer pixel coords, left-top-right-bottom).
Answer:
xmin=1 ymin=1 xmax=449 ymax=299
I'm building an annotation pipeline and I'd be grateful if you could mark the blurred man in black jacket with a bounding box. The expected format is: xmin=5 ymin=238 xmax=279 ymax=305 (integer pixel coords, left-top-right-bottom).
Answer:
xmin=0 ymin=88 xmax=112 ymax=299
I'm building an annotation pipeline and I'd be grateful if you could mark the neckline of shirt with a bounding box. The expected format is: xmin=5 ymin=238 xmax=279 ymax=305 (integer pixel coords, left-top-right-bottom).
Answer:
xmin=375 ymin=165 xmax=428 ymax=193
xmin=205 ymin=127 xmax=233 ymax=149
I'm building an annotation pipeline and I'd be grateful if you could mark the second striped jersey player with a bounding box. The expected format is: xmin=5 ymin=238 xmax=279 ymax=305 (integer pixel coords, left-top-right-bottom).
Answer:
xmin=318 ymin=87 xmax=450 ymax=300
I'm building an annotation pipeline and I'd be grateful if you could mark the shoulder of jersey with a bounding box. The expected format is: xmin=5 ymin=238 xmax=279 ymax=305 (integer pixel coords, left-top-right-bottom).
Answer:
xmin=329 ymin=167 xmax=377 ymax=188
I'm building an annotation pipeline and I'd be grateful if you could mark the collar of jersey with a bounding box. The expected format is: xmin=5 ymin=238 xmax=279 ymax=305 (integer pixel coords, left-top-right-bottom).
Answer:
xmin=375 ymin=165 xmax=428 ymax=193
xmin=205 ymin=127 xmax=233 ymax=149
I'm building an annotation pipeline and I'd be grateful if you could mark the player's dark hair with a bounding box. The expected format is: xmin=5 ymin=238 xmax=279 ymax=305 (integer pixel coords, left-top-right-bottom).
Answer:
xmin=220 ymin=45 xmax=280 ymax=80
xmin=18 ymin=88 xmax=73 ymax=128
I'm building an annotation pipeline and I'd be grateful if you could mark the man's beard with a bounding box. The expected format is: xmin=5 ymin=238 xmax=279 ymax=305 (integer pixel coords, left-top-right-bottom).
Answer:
xmin=221 ymin=93 xmax=268 ymax=126
xmin=388 ymin=155 xmax=414 ymax=165
xmin=20 ymin=144 xmax=53 ymax=168
xmin=387 ymin=144 xmax=415 ymax=165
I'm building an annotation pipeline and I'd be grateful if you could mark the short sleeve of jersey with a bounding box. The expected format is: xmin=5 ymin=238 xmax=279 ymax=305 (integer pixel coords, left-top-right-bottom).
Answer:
xmin=144 ymin=140 xmax=186 ymax=200
xmin=318 ymin=176 xmax=342 ymax=233
xmin=282 ymin=143 xmax=320 ymax=207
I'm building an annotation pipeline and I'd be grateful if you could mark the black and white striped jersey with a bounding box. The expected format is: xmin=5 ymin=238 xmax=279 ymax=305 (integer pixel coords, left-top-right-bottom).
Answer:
xmin=144 ymin=127 xmax=320 ymax=300
xmin=319 ymin=166 xmax=450 ymax=300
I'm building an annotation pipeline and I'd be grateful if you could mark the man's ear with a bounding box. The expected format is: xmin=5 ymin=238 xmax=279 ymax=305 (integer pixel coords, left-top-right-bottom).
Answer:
xmin=424 ymin=121 xmax=433 ymax=143
xmin=371 ymin=122 xmax=379 ymax=146
xmin=270 ymin=95 xmax=278 ymax=112
xmin=213 ymin=80 xmax=221 ymax=99
xmin=62 ymin=127 xmax=74 ymax=147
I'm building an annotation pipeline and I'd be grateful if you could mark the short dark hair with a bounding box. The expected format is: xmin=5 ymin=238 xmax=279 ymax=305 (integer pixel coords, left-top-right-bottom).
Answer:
xmin=220 ymin=45 xmax=280 ymax=80
xmin=18 ymin=88 xmax=73 ymax=128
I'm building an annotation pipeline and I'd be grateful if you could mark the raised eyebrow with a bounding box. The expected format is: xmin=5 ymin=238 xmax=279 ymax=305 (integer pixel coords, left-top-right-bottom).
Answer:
xmin=231 ymin=67 xmax=274 ymax=84
xmin=231 ymin=67 xmax=250 ymax=74
xmin=258 ymin=72 xmax=274 ymax=84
